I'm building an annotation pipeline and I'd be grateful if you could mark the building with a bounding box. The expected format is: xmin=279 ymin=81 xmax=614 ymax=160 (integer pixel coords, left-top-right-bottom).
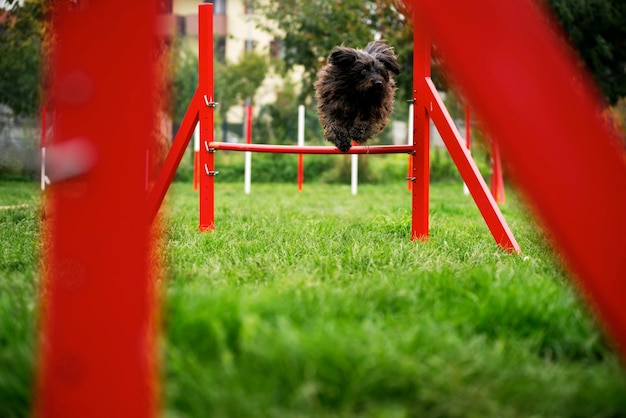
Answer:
xmin=173 ymin=0 xmax=297 ymax=141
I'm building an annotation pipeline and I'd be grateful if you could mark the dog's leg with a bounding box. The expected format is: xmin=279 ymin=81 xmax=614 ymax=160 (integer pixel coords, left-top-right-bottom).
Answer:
xmin=325 ymin=124 xmax=352 ymax=152
xmin=350 ymin=116 xmax=375 ymax=144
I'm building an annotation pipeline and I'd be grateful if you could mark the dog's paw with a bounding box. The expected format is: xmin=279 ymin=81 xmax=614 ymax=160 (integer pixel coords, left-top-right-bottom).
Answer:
xmin=334 ymin=131 xmax=352 ymax=152
xmin=335 ymin=139 xmax=352 ymax=152
xmin=349 ymin=124 xmax=366 ymax=142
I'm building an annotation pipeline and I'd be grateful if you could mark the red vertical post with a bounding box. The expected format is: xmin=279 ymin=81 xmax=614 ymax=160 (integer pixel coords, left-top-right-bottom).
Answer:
xmin=298 ymin=154 xmax=304 ymax=191
xmin=36 ymin=2 xmax=158 ymax=418
xmin=411 ymin=13 xmax=431 ymax=241
xmin=198 ymin=4 xmax=215 ymax=231
xmin=245 ymin=103 xmax=253 ymax=144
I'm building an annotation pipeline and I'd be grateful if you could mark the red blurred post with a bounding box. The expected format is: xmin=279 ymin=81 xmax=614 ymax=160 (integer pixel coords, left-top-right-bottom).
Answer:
xmin=408 ymin=0 xmax=626 ymax=355
xmin=198 ymin=4 xmax=216 ymax=231
xmin=464 ymin=104 xmax=471 ymax=150
xmin=411 ymin=16 xmax=431 ymax=241
xmin=490 ymin=138 xmax=505 ymax=204
xmin=36 ymin=2 xmax=158 ymax=417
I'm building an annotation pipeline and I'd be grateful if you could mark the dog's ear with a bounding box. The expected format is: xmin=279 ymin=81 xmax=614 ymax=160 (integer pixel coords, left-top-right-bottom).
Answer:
xmin=328 ymin=47 xmax=358 ymax=68
xmin=377 ymin=53 xmax=401 ymax=75
xmin=365 ymin=41 xmax=401 ymax=75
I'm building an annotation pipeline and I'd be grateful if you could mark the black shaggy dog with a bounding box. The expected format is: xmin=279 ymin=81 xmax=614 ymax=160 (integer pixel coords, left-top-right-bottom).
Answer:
xmin=314 ymin=40 xmax=400 ymax=152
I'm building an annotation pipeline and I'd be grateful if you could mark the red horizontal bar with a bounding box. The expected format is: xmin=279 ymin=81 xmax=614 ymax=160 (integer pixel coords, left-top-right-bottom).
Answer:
xmin=208 ymin=142 xmax=414 ymax=155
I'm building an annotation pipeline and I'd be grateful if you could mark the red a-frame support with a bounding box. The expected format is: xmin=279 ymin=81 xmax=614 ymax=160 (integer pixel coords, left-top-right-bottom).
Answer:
xmin=409 ymin=19 xmax=519 ymax=252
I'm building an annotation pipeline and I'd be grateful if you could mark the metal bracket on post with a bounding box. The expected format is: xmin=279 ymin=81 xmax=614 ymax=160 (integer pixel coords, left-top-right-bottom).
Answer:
xmin=204 ymin=164 xmax=219 ymax=176
xmin=203 ymin=94 xmax=219 ymax=108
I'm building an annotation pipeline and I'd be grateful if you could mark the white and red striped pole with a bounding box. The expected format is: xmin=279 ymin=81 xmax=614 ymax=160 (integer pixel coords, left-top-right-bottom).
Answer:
xmin=243 ymin=102 xmax=253 ymax=195
xmin=193 ymin=122 xmax=200 ymax=190
xmin=297 ymin=104 xmax=305 ymax=191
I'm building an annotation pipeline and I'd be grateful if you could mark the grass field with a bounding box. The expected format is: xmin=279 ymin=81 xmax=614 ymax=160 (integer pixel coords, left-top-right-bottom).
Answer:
xmin=2 ymin=179 xmax=626 ymax=417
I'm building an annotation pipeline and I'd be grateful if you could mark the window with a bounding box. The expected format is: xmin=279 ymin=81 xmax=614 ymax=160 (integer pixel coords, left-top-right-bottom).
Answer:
xmin=204 ymin=0 xmax=226 ymax=15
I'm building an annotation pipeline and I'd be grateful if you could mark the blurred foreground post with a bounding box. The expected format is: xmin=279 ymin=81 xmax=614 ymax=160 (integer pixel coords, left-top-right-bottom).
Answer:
xmin=36 ymin=2 xmax=159 ymax=417
xmin=408 ymin=0 xmax=626 ymax=354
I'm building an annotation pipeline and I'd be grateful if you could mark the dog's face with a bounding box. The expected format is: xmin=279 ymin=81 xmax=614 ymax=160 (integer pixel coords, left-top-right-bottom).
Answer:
xmin=328 ymin=41 xmax=400 ymax=98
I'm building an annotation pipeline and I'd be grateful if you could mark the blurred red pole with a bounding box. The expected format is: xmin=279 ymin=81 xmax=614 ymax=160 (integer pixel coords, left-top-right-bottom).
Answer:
xmin=490 ymin=138 xmax=505 ymax=204
xmin=408 ymin=0 xmax=626 ymax=354
xmin=36 ymin=2 xmax=158 ymax=417
xmin=465 ymin=104 xmax=471 ymax=150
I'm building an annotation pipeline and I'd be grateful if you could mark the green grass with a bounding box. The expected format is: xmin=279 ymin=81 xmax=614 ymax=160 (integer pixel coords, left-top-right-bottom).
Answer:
xmin=2 ymin=179 xmax=626 ymax=417
xmin=0 ymin=181 xmax=40 ymax=417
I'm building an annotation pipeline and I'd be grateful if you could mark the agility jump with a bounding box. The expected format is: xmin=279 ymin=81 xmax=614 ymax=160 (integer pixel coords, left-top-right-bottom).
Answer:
xmin=148 ymin=3 xmax=520 ymax=253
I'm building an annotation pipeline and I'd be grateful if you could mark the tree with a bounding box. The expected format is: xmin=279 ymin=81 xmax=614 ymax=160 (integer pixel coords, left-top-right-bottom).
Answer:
xmin=0 ymin=0 xmax=45 ymax=116
xmin=251 ymin=0 xmax=413 ymax=105
xmin=253 ymin=0 xmax=625 ymax=109
xmin=547 ymin=0 xmax=626 ymax=105
xmin=214 ymin=50 xmax=268 ymax=140
xmin=215 ymin=51 xmax=269 ymax=114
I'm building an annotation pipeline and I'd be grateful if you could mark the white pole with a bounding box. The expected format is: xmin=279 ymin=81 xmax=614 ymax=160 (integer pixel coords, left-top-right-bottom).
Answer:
xmin=194 ymin=122 xmax=200 ymax=152
xmin=297 ymin=105 xmax=305 ymax=147
xmin=408 ymin=103 xmax=414 ymax=146
xmin=351 ymin=154 xmax=358 ymax=195
xmin=41 ymin=147 xmax=46 ymax=191
xmin=244 ymin=103 xmax=252 ymax=195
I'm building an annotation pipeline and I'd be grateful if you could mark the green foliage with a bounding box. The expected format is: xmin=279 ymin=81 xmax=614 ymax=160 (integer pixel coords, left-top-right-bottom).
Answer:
xmin=171 ymin=38 xmax=198 ymax=123
xmin=546 ymin=0 xmax=626 ymax=104
xmin=0 ymin=182 xmax=39 ymax=417
xmin=215 ymin=51 xmax=269 ymax=113
xmin=253 ymin=79 xmax=327 ymax=145
xmin=251 ymin=0 xmax=414 ymax=103
xmin=0 ymin=0 xmax=44 ymax=116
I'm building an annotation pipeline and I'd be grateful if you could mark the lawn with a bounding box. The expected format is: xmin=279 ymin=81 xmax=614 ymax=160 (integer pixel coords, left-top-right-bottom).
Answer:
xmin=1 ymin=179 xmax=626 ymax=417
